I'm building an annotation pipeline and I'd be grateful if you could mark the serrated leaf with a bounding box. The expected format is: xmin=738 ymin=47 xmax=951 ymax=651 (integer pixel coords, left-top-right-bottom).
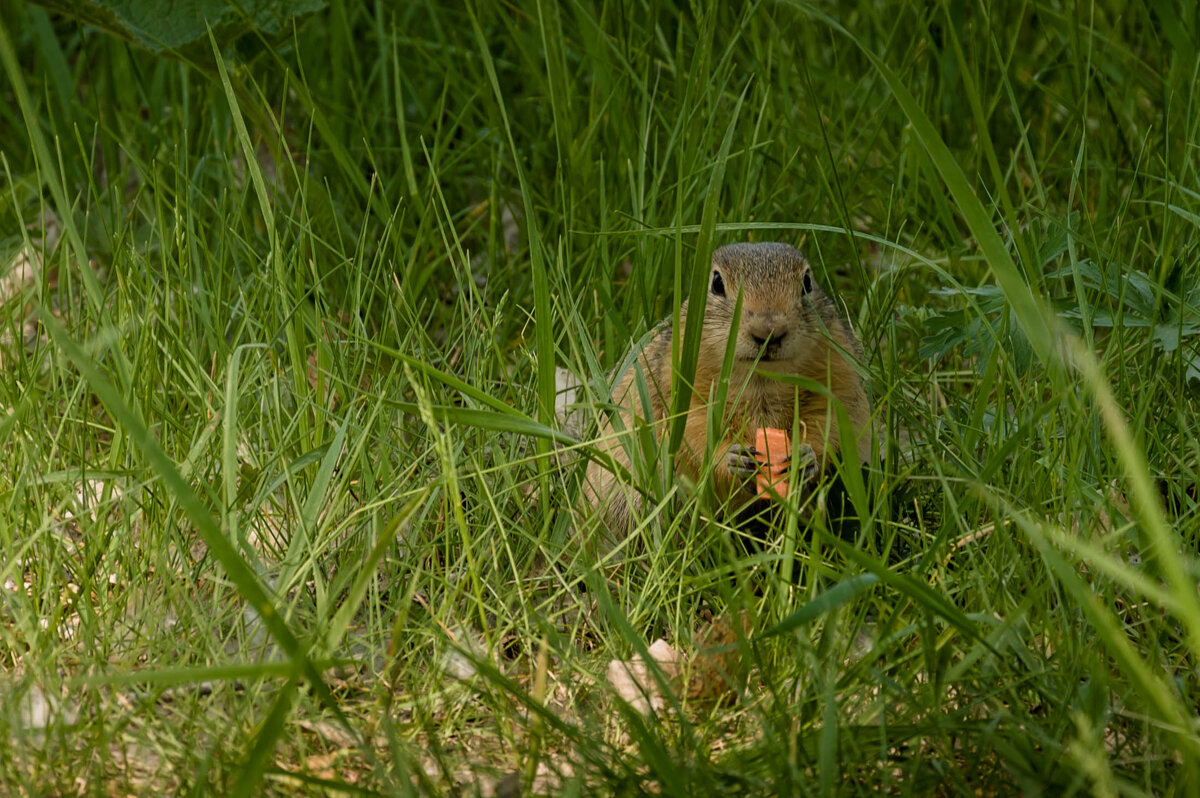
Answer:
xmin=30 ymin=0 xmax=325 ymax=52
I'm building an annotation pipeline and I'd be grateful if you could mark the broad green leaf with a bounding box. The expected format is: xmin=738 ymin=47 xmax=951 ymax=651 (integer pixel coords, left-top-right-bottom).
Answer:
xmin=28 ymin=0 xmax=325 ymax=52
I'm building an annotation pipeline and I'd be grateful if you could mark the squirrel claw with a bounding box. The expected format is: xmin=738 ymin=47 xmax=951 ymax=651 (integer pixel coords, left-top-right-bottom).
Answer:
xmin=791 ymin=443 xmax=819 ymax=486
xmin=725 ymin=444 xmax=761 ymax=479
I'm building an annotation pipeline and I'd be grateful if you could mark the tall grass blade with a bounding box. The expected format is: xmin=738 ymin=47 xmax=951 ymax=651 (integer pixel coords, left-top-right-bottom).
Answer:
xmin=785 ymin=2 xmax=1058 ymax=367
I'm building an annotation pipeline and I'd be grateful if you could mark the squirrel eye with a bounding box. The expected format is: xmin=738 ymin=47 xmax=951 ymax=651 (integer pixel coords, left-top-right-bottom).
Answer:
xmin=710 ymin=270 xmax=725 ymax=297
xmin=801 ymin=270 xmax=812 ymax=295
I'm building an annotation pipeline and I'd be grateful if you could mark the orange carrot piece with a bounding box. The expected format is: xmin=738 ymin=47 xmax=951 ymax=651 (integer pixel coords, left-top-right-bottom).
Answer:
xmin=754 ymin=427 xmax=791 ymax=498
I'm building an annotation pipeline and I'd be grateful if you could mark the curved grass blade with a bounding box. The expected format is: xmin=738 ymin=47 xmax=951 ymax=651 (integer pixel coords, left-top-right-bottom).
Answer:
xmin=762 ymin=573 xmax=879 ymax=637
xmin=42 ymin=313 xmax=366 ymax=789
xmin=0 ymin=17 xmax=122 ymax=379
xmin=781 ymin=3 xmax=1059 ymax=367
xmin=667 ymin=84 xmax=747 ymax=459
xmin=468 ymin=4 xmax=557 ymax=520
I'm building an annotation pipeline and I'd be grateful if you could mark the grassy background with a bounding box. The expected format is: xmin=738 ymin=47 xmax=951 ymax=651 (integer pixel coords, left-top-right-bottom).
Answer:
xmin=1 ymin=0 xmax=1199 ymax=794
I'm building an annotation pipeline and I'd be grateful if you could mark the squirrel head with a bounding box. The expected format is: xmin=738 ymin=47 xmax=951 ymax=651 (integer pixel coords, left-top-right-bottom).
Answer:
xmin=703 ymin=242 xmax=841 ymax=366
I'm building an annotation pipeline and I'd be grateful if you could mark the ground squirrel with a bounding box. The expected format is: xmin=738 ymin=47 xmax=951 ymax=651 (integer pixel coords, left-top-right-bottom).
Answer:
xmin=584 ymin=242 xmax=871 ymax=533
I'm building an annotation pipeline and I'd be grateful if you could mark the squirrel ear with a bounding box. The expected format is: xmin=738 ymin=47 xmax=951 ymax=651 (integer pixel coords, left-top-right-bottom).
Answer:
xmin=710 ymin=269 xmax=726 ymax=297
xmin=801 ymin=269 xmax=813 ymax=295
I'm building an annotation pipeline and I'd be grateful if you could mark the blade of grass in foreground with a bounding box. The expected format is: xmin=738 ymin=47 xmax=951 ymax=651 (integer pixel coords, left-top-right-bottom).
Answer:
xmin=668 ymin=84 xmax=747 ymax=460
xmin=42 ymin=313 xmax=370 ymax=792
xmin=1013 ymin=511 xmax=1200 ymax=771
xmin=0 ymin=18 xmax=122 ymax=381
xmin=235 ymin=675 xmax=300 ymax=798
xmin=281 ymin=414 xmax=349 ymax=595
xmin=762 ymin=573 xmax=879 ymax=637
xmin=1068 ymin=339 xmax=1200 ymax=662
xmin=318 ymin=490 xmax=429 ymax=659
xmin=210 ymin=32 xmax=314 ymax=450
xmin=783 ymin=1 xmax=1057 ymax=368
xmin=469 ymin=5 xmax=557 ymax=522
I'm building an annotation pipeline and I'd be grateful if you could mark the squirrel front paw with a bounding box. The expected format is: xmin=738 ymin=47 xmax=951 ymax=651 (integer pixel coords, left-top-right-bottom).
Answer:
xmin=726 ymin=443 xmax=764 ymax=484
xmin=783 ymin=442 xmax=819 ymax=491
xmin=727 ymin=438 xmax=819 ymax=499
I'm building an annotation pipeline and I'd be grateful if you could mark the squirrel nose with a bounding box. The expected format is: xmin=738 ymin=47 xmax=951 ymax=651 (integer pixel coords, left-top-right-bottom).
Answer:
xmin=751 ymin=330 xmax=787 ymax=349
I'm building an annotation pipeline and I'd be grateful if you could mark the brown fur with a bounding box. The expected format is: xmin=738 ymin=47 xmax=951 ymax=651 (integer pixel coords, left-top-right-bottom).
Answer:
xmin=583 ymin=242 xmax=871 ymax=533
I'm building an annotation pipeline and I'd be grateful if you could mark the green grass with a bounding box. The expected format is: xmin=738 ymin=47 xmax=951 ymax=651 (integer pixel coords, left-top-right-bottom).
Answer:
xmin=1 ymin=0 xmax=1199 ymax=794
